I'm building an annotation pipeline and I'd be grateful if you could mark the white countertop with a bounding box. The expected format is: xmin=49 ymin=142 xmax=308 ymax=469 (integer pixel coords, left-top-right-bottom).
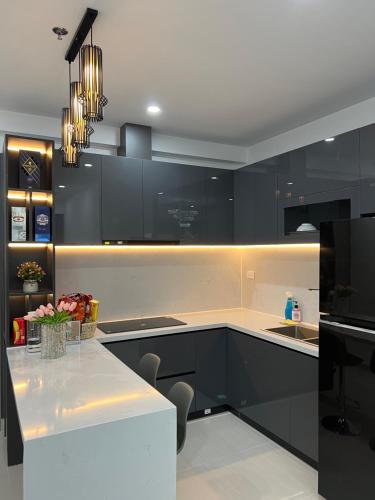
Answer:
xmin=7 ymin=339 xmax=174 ymax=443
xmin=95 ymin=308 xmax=319 ymax=358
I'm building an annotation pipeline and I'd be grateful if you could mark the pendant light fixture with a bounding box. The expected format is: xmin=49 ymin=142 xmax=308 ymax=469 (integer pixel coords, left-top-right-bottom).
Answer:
xmin=61 ymin=63 xmax=80 ymax=168
xmin=70 ymin=80 xmax=94 ymax=148
xmin=79 ymin=28 xmax=108 ymax=122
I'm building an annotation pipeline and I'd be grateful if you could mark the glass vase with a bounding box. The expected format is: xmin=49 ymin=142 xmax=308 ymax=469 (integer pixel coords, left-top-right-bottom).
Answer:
xmin=41 ymin=323 xmax=67 ymax=359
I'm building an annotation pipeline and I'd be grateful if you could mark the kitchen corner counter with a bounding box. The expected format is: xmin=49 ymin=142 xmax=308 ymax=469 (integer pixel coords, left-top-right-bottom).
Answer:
xmin=95 ymin=308 xmax=319 ymax=358
xmin=7 ymin=340 xmax=176 ymax=500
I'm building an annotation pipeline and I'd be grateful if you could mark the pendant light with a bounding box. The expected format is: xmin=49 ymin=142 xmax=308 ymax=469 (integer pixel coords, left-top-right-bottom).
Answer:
xmin=61 ymin=63 xmax=80 ymax=168
xmin=79 ymin=28 xmax=108 ymax=122
xmin=70 ymin=80 xmax=94 ymax=148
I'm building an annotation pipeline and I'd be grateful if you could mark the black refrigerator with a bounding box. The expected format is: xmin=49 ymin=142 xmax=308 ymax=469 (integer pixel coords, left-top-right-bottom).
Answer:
xmin=319 ymin=218 xmax=375 ymax=499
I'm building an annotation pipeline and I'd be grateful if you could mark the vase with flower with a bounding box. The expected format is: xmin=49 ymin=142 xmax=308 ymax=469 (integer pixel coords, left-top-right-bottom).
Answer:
xmin=24 ymin=301 xmax=77 ymax=359
xmin=17 ymin=261 xmax=46 ymax=293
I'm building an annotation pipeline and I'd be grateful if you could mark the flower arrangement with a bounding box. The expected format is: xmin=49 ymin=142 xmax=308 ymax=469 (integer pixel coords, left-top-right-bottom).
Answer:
xmin=24 ymin=301 xmax=77 ymax=325
xmin=17 ymin=261 xmax=46 ymax=282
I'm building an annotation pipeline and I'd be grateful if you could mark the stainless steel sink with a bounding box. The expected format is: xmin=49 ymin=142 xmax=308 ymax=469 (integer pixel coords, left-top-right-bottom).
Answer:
xmin=264 ymin=325 xmax=319 ymax=345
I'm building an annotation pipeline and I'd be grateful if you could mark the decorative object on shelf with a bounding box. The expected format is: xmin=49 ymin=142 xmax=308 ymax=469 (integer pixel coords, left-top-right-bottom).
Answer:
xmin=70 ymin=80 xmax=94 ymax=148
xmin=296 ymin=223 xmax=317 ymax=232
xmin=34 ymin=206 xmax=51 ymax=242
xmin=24 ymin=301 xmax=77 ymax=359
xmin=10 ymin=206 xmax=27 ymax=242
xmin=13 ymin=317 xmax=26 ymax=345
xmin=79 ymin=40 xmax=108 ymax=122
xmin=18 ymin=150 xmax=41 ymax=189
xmin=17 ymin=261 xmax=46 ymax=293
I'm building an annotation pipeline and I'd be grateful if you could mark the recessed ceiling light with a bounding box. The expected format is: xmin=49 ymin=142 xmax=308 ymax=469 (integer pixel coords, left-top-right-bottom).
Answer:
xmin=84 ymin=163 xmax=93 ymax=168
xmin=325 ymin=137 xmax=335 ymax=142
xmin=58 ymin=185 xmax=66 ymax=189
xmin=147 ymin=105 xmax=161 ymax=114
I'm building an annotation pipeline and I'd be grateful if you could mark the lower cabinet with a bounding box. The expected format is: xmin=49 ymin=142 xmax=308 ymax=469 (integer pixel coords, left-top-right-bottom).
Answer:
xmin=195 ymin=329 xmax=228 ymax=411
xmin=228 ymin=330 xmax=318 ymax=462
xmin=103 ymin=329 xmax=318 ymax=463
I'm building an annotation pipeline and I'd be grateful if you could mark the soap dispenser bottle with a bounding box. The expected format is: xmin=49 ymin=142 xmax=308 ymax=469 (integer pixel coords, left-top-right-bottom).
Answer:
xmin=292 ymin=300 xmax=302 ymax=322
xmin=285 ymin=292 xmax=293 ymax=321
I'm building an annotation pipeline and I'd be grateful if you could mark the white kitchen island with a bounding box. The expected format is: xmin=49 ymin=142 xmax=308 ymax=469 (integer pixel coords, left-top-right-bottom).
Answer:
xmin=7 ymin=340 xmax=176 ymax=500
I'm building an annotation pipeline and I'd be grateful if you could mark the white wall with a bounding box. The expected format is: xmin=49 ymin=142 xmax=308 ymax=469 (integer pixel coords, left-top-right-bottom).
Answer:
xmin=247 ymin=96 xmax=375 ymax=165
xmin=55 ymin=246 xmax=320 ymax=324
xmin=0 ymin=110 xmax=247 ymax=169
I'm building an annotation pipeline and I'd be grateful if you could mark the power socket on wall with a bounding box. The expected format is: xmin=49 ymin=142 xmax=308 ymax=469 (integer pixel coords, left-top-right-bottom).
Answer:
xmin=246 ymin=270 xmax=255 ymax=280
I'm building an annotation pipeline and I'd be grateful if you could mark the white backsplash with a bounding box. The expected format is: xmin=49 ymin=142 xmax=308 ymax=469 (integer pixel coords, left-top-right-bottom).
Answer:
xmin=55 ymin=246 xmax=320 ymax=324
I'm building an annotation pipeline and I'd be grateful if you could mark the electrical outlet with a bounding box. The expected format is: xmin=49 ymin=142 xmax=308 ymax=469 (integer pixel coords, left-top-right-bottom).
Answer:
xmin=204 ymin=408 xmax=212 ymax=415
xmin=247 ymin=270 xmax=255 ymax=280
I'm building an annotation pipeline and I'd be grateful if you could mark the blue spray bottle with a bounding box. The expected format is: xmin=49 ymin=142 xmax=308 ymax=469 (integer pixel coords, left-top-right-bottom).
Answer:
xmin=285 ymin=292 xmax=294 ymax=321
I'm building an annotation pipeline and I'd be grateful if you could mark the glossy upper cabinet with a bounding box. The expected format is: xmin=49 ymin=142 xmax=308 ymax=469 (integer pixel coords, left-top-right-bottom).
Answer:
xmin=101 ymin=156 xmax=143 ymax=241
xmin=54 ymin=153 xmax=102 ymax=244
xmin=203 ymin=169 xmax=234 ymax=244
xmin=143 ymin=160 xmax=206 ymax=243
xmin=278 ymin=130 xmax=360 ymax=200
xmin=234 ymin=160 xmax=278 ymax=244
xmin=359 ymin=124 xmax=375 ymax=215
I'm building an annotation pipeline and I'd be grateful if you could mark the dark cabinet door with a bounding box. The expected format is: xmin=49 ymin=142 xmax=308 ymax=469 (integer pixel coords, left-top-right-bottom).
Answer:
xmin=195 ymin=329 xmax=227 ymax=410
xmin=359 ymin=124 xmax=375 ymax=214
xmin=101 ymin=156 xmax=143 ymax=241
xmin=143 ymin=160 xmax=206 ymax=244
xmin=289 ymin=353 xmax=318 ymax=462
xmin=278 ymin=131 xmax=360 ymax=200
xmin=103 ymin=339 xmax=141 ymax=371
xmin=278 ymin=186 xmax=360 ymax=242
xmin=157 ymin=373 xmax=196 ymax=414
xmin=234 ymin=160 xmax=278 ymax=244
xmin=54 ymin=153 xmax=102 ymax=244
xmin=203 ymin=170 xmax=234 ymax=244
xmin=228 ymin=331 xmax=291 ymax=442
xmin=139 ymin=333 xmax=196 ymax=378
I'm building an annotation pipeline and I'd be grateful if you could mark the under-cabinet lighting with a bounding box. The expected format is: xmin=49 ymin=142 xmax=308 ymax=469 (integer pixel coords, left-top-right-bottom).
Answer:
xmin=7 ymin=192 xmax=27 ymax=201
xmin=55 ymin=243 xmax=320 ymax=250
xmin=7 ymin=145 xmax=48 ymax=155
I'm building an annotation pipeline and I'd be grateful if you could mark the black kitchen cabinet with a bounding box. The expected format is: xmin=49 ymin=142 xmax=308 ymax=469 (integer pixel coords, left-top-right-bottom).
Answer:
xmin=228 ymin=330 xmax=318 ymax=462
xmin=101 ymin=156 xmax=143 ymax=241
xmin=234 ymin=159 xmax=278 ymax=244
xmin=204 ymin=169 xmax=234 ymax=244
xmin=142 ymin=160 xmax=206 ymax=244
xmin=157 ymin=373 xmax=197 ymax=413
xmin=139 ymin=332 xmax=195 ymax=378
xmin=195 ymin=329 xmax=228 ymax=410
xmin=278 ymin=131 xmax=360 ymax=201
xmin=359 ymin=124 xmax=375 ymax=215
xmin=104 ymin=339 xmax=141 ymax=371
xmin=278 ymin=186 xmax=360 ymax=242
xmin=54 ymin=153 xmax=102 ymax=244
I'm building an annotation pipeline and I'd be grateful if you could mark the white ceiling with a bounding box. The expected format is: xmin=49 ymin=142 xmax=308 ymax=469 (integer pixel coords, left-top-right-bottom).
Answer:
xmin=2 ymin=0 xmax=375 ymax=146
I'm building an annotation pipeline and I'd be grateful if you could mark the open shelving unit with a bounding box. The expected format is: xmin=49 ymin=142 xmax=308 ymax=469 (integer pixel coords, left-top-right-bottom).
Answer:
xmin=1 ymin=135 xmax=55 ymax=423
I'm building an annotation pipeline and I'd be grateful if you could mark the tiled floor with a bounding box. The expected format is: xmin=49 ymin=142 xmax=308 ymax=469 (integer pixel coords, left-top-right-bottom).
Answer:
xmin=177 ymin=413 xmax=321 ymax=500
xmin=0 ymin=413 xmax=321 ymax=500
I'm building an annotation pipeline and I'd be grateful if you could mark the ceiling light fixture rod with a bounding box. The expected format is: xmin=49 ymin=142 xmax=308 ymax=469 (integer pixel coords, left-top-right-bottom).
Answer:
xmin=65 ymin=7 xmax=98 ymax=63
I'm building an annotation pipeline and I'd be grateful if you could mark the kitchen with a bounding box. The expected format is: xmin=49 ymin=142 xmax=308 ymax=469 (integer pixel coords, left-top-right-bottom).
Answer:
xmin=1 ymin=2 xmax=375 ymax=500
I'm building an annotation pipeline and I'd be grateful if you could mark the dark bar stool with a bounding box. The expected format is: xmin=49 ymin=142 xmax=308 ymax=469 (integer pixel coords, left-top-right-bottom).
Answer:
xmin=138 ymin=353 xmax=161 ymax=388
xmin=167 ymin=382 xmax=194 ymax=454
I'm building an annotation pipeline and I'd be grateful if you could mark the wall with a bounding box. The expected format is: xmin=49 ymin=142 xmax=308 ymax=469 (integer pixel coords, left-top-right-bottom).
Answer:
xmin=55 ymin=247 xmax=242 ymax=321
xmin=247 ymin=96 xmax=375 ymax=165
xmin=241 ymin=246 xmax=320 ymax=325
xmin=55 ymin=246 xmax=320 ymax=324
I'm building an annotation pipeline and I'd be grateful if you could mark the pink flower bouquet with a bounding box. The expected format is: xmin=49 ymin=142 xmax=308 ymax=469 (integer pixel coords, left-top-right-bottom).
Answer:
xmin=24 ymin=301 xmax=77 ymax=324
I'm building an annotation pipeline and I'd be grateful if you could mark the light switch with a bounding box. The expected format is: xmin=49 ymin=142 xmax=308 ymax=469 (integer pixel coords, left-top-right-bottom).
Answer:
xmin=247 ymin=270 xmax=255 ymax=280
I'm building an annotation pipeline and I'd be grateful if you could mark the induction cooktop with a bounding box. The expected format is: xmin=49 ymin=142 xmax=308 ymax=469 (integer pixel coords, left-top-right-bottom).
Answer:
xmin=98 ymin=316 xmax=187 ymax=334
